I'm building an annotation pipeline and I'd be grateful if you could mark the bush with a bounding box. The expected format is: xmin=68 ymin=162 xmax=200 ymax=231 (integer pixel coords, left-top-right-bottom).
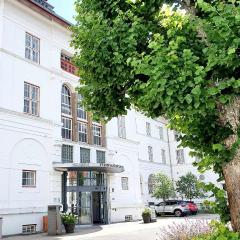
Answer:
xmin=61 ymin=212 xmax=78 ymax=225
xmin=193 ymin=221 xmax=240 ymax=240
xmin=142 ymin=208 xmax=151 ymax=217
xmin=157 ymin=219 xmax=211 ymax=240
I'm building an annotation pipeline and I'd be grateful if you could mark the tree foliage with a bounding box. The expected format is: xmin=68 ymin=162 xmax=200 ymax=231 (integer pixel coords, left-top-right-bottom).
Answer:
xmin=176 ymin=172 xmax=206 ymax=200
xmin=72 ymin=0 xmax=240 ymax=227
xmin=151 ymin=172 xmax=175 ymax=201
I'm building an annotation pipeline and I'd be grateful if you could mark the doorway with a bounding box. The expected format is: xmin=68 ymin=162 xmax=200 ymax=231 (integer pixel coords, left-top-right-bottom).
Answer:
xmin=92 ymin=192 xmax=104 ymax=224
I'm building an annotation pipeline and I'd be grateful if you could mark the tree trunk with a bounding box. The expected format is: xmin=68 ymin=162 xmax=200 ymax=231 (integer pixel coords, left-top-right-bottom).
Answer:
xmin=218 ymin=97 xmax=240 ymax=232
xmin=223 ymin=156 xmax=240 ymax=232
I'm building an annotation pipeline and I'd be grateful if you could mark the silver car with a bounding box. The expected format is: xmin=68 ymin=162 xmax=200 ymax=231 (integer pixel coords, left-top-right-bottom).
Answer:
xmin=155 ymin=200 xmax=190 ymax=217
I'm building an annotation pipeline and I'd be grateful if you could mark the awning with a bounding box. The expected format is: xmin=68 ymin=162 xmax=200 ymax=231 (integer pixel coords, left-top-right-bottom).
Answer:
xmin=53 ymin=162 xmax=124 ymax=173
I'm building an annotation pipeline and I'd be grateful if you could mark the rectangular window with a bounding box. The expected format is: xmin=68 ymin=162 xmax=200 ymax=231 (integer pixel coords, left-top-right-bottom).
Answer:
xmin=148 ymin=146 xmax=153 ymax=161
xmin=22 ymin=170 xmax=36 ymax=187
xmin=176 ymin=149 xmax=185 ymax=164
xmin=118 ymin=116 xmax=126 ymax=138
xmin=61 ymin=52 xmax=77 ymax=75
xmin=24 ymin=82 xmax=40 ymax=116
xmin=96 ymin=150 xmax=105 ymax=163
xmin=146 ymin=122 xmax=151 ymax=136
xmin=77 ymin=94 xmax=87 ymax=120
xmin=61 ymin=117 xmax=72 ymax=139
xmin=159 ymin=127 xmax=164 ymax=140
xmin=121 ymin=177 xmax=129 ymax=190
xmin=78 ymin=122 xmax=87 ymax=143
xmin=174 ymin=131 xmax=179 ymax=141
xmin=161 ymin=149 xmax=166 ymax=164
xmin=93 ymin=125 xmax=102 ymax=146
xmin=25 ymin=33 xmax=40 ymax=63
xmin=80 ymin=147 xmax=90 ymax=163
xmin=62 ymin=145 xmax=73 ymax=163
xmin=22 ymin=224 xmax=36 ymax=234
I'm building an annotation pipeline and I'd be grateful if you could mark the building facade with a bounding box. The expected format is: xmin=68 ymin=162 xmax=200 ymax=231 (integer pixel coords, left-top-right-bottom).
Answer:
xmin=0 ymin=0 xmax=219 ymax=236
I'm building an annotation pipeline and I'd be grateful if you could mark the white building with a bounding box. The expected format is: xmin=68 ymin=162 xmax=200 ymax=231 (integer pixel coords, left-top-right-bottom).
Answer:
xmin=0 ymin=0 xmax=219 ymax=236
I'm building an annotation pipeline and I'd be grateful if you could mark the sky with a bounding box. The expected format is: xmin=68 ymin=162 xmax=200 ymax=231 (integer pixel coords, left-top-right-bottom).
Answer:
xmin=47 ymin=0 xmax=76 ymax=23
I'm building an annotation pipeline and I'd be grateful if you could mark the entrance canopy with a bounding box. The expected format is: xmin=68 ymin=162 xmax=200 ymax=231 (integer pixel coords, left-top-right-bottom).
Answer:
xmin=53 ymin=162 xmax=124 ymax=173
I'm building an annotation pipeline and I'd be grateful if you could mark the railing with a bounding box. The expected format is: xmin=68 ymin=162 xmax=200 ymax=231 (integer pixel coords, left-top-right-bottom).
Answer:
xmin=61 ymin=59 xmax=78 ymax=76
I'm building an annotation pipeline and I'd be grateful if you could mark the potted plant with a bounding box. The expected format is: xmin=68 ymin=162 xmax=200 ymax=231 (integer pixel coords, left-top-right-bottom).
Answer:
xmin=61 ymin=212 xmax=78 ymax=233
xmin=142 ymin=208 xmax=151 ymax=223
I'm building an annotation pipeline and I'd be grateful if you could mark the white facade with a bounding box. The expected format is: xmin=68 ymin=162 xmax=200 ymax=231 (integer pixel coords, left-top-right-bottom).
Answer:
xmin=0 ymin=0 xmax=219 ymax=236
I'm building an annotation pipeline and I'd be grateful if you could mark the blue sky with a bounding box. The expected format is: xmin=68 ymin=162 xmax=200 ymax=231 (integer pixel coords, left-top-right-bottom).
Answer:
xmin=48 ymin=0 xmax=76 ymax=23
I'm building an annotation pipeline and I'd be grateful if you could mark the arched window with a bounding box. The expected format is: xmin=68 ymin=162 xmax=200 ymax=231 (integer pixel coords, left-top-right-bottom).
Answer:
xmin=61 ymin=85 xmax=71 ymax=115
xmin=148 ymin=174 xmax=155 ymax=194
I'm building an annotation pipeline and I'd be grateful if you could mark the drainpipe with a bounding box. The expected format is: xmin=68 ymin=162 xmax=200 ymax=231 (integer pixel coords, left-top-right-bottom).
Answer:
xmin=167 ymin=128 xmax=174 ymax=183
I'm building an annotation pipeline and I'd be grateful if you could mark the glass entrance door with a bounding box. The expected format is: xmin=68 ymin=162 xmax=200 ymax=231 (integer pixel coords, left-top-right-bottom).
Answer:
xmin=78 ymin=192 xmax=92 ymax=224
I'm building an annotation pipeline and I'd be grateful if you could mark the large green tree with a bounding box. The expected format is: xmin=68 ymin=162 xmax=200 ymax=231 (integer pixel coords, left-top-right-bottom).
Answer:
xmin=176 ymin=172 xmax=206 ymax=200
xmin=72 ymin=0 xmax=240 ymax=231
xmin=151 ymin=173 xmax=175 ymax=201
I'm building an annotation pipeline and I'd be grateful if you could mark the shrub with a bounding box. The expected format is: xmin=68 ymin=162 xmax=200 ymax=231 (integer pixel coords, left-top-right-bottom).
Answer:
xmin=193 ymin=221 xmax=240 ymax=240
xmin=157 ymin=219 xmax=211 ymax=240
xmin=142 ymin=208 xmax=151 ymax=217
xmin=61 ymin=212 xmax=78 ymax=225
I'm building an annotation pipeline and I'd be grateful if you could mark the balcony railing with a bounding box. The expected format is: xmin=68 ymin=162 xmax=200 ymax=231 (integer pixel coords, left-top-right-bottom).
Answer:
xmin=61 ymin=59 xmax=78 ymax=76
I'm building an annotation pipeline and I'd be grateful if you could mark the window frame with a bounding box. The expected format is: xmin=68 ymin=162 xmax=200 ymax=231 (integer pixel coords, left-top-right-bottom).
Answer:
xmin=121 ymin=177 xmax=129 ymax=190
xmin=92 ymin=124 xmax=102 ymax=146
xmin=25 ymin=32 xmax=40 ymax=64
xmin=61 ymin=117 xmax=72 ymax=140
xmin=176 ymin=149 xmax=185 ymax=164
xmin=22 ymin=170 xmax=36 ymax=188
xmin=118 ymin=116 xmax=126 ymax=139
xmin=61 ymin=144 xmax=73 ymax=163
xmin=148 ymin=146 xmax=153 ymax=161
xmin=23 ymin=82 xmax=40 ymax=116
xmin=159 ymin=126 xmax=164 ymax=140
xmin=96 ymin=150 xmax=105 ymax=163
xmin=161 ymin=149 xmax=166 ymax=164
xmin=77 ymin=121 xmax=88 ymax=143
xmin=61 ymin=85 xmax=72 ymax=116
xmin=146 ymin=122 xmax=151 ymax=136
xmin=77 ymin=94 xmax=87 ymax=121
xmin=80 ymin=147 xmax=91 ymax=163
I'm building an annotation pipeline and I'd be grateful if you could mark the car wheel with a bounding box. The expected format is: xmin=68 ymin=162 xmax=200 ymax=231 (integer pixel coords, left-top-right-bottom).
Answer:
xmin=174 ymin=209 xmax=183 ymax=217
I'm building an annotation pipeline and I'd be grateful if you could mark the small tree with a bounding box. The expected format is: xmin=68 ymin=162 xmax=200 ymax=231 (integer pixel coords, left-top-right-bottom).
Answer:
xmin=152 ymin=173 xmax=175 ymax=202
xmin=176 ymin=172 xmax=206 ymax=201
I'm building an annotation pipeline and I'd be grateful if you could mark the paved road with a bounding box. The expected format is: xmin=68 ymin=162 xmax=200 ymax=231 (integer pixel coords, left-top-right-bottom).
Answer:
xmin=6 ymin=214 xmax=218 ymax=240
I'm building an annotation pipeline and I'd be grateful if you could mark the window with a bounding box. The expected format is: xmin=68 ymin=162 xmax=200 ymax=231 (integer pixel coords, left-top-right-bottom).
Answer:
xmin=159 ymin=127 xmax=164 ymax=140
xmin=118 ymin=116 xmax=126 ymax=138
xmin=61 ymin=117 xmax=72 ymax=139
xmin=176 ymin=149 xmax=185 ymax=164
xmin=77 ymin=94 xmax=87 ymax=120
xmin=148 ymin=146 xmax=153 ymax=161
xmin=25 ymin=33 xmax=40 ymax=63
xmin=174 ymin=131 xmax=179 ymax=141
xmin=121 ymin=177 xmax=128 ymax=190
xmin=22 ymin=224 xmax=36 ymax=234
xmin=146 ymin=122 xmax=151 ymax=136
xmin=61 ymin=85 xmax=71 ymax=115
xmin=78 ymin=122 xmax=87 ymax=143
xmin=22 ymin=170 xmax=36 ymax=187
xmin=93 ymin=125 xmax=102 ymax=145
xmin=80 ymin=147 xmax=90 ymax=163
xmin=62 ymin=145 xmax=73 ymax=163
xmin=96 ymin=150 xmax=105 ymax=163
xmin=24 ymin=82 xmax=40 ymax=116
xmin=148 ymin=174 xmax=155 ymax=194
xmin=61 ymin=53 xmax=77 ymax=75
xmin=161 ymin=149 xmax=166 ymax=164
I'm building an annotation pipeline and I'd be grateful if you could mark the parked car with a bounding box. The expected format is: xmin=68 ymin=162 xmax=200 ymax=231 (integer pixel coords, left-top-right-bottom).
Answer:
xmin=155 ymin=200 xmax=190 ymax=217
xmin=183 ymin=201 xmax=198 ymax=215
